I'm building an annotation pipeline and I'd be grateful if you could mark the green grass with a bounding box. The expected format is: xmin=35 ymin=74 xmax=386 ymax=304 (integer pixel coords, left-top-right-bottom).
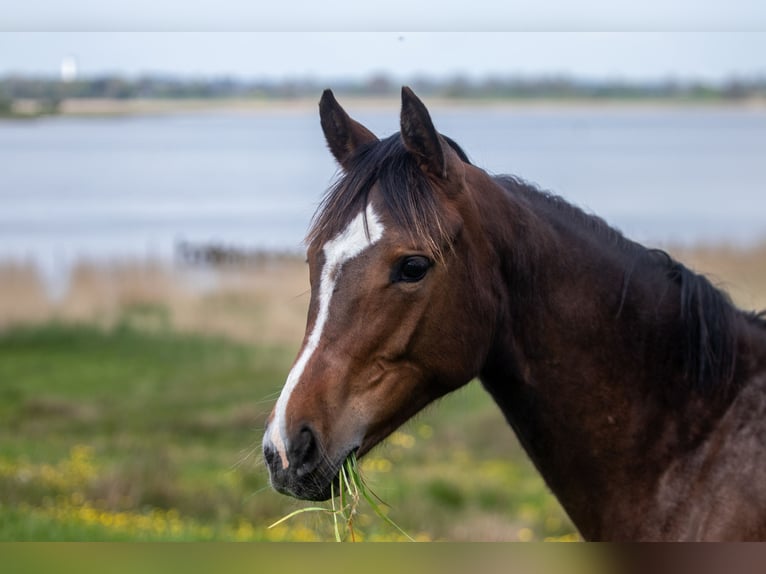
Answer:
xmin=0 ymin=320 xmax=576 ymax=541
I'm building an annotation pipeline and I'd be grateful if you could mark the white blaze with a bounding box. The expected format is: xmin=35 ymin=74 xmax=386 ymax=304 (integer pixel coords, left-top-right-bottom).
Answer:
xmin=267 ymin=203 xmax=384 ymax=468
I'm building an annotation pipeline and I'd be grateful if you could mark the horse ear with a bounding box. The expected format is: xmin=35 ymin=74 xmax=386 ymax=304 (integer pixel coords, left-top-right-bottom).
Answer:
xmin=319 ymin=89 xmax=378 ymax=170
xmin=400 ymin=86 xmax=447 ymax=178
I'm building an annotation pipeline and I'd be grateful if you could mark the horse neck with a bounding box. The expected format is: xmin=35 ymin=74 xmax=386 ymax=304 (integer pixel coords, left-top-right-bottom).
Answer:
xmin=469 ymin=173 xmax=742 ymax=539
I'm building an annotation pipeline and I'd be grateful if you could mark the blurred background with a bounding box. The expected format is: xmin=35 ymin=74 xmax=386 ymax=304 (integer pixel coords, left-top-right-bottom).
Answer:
xmin=1 ymin=23 xmax=765 ymax=542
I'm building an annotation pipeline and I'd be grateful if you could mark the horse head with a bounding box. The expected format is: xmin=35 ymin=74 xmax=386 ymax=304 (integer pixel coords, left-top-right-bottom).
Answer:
xmin=262 ymin=87 xmax=497 ymax=500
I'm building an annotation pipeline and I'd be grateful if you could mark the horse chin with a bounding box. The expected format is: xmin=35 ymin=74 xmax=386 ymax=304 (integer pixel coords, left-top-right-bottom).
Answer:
xmin=273 ymin=477 xmax=336 ymax=502
xmin=270 ymin=467 xmax=336 ymax=502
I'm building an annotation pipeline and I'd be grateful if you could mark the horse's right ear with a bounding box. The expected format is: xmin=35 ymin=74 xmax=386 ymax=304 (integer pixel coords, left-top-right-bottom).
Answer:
xmin=319 ymin=90 xmax=378 ymax=170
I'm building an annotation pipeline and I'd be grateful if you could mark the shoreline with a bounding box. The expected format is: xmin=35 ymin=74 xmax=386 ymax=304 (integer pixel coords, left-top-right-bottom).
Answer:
xmin=6 ymin=95 xmax=766 ymax=119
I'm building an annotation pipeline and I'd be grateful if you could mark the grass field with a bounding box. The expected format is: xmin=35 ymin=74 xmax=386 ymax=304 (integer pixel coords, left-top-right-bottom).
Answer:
xmin=0 ymin=321 xmax=572 ymax=541
xmin=1 ymin=243 xmax=764 ymax=541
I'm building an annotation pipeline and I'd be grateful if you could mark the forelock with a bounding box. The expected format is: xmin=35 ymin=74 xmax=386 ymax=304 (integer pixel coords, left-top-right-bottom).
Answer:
xmin=307 ymin=134 xmax=456 ymax=261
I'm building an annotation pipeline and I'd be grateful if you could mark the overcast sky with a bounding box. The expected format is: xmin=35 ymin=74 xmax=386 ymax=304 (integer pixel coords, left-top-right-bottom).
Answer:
xmin=2 ymin=2 xmax=765 ymax=82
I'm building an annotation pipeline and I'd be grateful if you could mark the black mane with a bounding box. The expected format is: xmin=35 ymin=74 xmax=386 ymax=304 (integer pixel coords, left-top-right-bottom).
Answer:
xmin=495 ymin=175 xmax=744 ymax=395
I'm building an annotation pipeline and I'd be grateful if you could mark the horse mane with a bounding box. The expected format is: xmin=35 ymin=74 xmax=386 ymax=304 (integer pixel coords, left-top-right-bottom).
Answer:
xmin=307 ymin=133 xmax=470 ymax=261
xmin=495 ymin=175 xmax=745 ymax=395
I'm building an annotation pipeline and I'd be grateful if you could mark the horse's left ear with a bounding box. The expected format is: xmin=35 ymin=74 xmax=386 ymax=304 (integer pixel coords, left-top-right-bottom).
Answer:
xmin=400 ymin=86 xmax=447 ymax=178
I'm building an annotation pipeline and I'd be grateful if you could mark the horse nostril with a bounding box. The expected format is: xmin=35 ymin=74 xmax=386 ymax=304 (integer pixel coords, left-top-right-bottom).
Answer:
xmin=263 ymin=444 xmax=277 ymax=468
xmin=291 ymin=426 xmax=319 ymax=475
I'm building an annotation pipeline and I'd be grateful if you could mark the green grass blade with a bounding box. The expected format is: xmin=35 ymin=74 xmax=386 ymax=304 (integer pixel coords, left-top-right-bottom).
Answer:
xmin=331 ymin=479 xmax=341 ymax=542
xmin=339 ymin=460 xmax=358 ymax=541
xmin=341 ymin=459 xmax=357 ymax=501
xmin=267 ymin=506 xmax=331 ymax=529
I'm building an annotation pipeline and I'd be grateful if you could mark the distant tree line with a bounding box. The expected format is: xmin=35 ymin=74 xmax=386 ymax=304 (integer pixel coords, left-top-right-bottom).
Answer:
xmin=2 ymin=73 xmax=766 ymax=105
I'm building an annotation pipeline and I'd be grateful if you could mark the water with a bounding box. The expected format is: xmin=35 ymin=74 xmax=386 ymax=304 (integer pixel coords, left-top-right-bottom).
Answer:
xmin=1 ymin=105 xmax=765 ymax=286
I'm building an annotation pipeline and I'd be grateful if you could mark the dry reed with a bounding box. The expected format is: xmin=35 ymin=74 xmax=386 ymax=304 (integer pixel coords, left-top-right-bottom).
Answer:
xmin=1 ymin=242 xmax=764 ymax=343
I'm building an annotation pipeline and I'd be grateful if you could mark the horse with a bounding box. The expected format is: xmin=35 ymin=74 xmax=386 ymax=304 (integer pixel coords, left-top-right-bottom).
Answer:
xmin=262 ymin=87 xmax=766 ymax=541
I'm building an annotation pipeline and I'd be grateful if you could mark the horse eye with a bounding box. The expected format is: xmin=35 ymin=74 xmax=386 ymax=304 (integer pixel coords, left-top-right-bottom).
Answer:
xmin=397 ymin=256 xmax=431 ymax=283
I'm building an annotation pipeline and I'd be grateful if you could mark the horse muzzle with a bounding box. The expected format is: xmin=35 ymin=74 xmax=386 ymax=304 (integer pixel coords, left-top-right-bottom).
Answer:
xmin=262 ymin=423 xmax=346 ymax=501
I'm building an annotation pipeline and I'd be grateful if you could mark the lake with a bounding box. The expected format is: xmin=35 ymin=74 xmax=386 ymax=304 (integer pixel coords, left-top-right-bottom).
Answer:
xmin=1 ymin=104 xmax=765 ymax=281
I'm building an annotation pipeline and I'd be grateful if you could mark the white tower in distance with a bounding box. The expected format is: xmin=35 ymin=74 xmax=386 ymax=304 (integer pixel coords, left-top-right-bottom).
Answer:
xmin=60 ymin=56 xmax=78 ymax=82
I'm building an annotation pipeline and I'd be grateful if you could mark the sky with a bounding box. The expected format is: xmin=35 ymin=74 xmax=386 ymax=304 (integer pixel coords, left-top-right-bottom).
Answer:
xmin=1 ymin=2 xmax=765 ymax=82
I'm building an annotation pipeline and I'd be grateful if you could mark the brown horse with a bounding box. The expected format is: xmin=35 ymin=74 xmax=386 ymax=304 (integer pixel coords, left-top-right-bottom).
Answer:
xmin=263 ymin=87 xmax=766 ymax=541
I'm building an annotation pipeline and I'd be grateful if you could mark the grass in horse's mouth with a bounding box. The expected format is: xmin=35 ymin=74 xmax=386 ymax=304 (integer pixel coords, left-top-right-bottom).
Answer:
xmin=268 ymin=452 xmax=413 ymax=542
